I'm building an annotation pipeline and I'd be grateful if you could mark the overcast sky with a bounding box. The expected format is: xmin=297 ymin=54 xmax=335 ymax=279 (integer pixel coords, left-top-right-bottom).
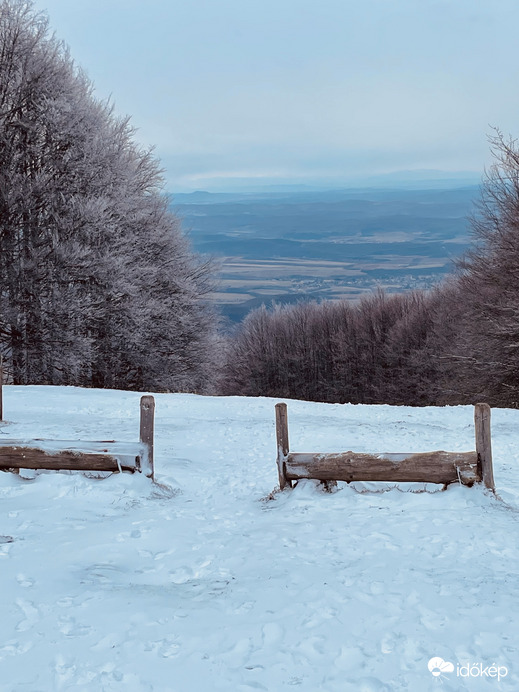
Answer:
xmin=32 ymin=0 xmax=519 ymax=191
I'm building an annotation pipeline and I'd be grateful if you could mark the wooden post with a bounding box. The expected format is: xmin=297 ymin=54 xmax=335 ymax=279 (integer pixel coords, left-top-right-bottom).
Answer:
xmin=475 ymin=403 xmax=494 ymax=491
xmin=0 ymin=355 xmax=3 ymax=422
xmin=275 ymin=402 xmax=291 ymax=490
xmin=140 ymin=395 xmax=155 ymax=480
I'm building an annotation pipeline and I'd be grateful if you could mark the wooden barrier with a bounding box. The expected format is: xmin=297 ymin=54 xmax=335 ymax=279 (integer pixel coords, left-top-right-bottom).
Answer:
xmin=275 ymin=402 xmax=495 ymax=492
xmin=0 ymin=395 xmax=155 ymax=479
xmin=0 ymin=355 xmax=3 ymax=422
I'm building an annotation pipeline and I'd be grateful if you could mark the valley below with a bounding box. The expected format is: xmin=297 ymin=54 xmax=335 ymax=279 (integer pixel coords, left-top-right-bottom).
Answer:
xmin=172 ymin=186 xmax=479 ymax=324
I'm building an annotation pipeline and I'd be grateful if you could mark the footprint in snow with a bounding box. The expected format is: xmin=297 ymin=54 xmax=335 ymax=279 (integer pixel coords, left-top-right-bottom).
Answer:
xmin=59 ymin=616 xmax=92 ymax=637
xmin=418 ymin=604 xmax=448 ymax=631
xmin=0 ymin=541 xmax=13 ymax=557
xmin=380 ymin=632 xmax=397 ymax=655
xmin=296 ymin=636 xmax=326 ymax=661
xmin=0 ymin=639 xmax=33 ymax=659
xmin=169 ymin=566 xmax=193 ymax=584
xmin=116 ymin=528 xmax=142 ymax=542
xmin=301 ymin=605 xmax=338 ymax=628
xmin=144 ymin=637 xmax=181 ymax=659
xmin=81 ymin=563 xmax=125 ymax=585
xmin=220 ymin=637 xmax=254 ymax=669
xmin=15 ymin=598 xmax=39 ymax=632
xmin=54 ymin=654 xmax=77 ymax=687
xmin=16 ymin=573 xmax=34 ymax=588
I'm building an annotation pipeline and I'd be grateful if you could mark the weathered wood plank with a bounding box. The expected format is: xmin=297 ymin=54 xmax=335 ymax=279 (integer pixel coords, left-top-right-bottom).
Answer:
xmin=275 ymin=402 xmax=291 ymax=490
xmin=0 ymin=396 xmax=154 ymax=478
xmin=0 ymin=355 xmax=3 ymax=422
xmin=285 ymin=450 xmax=480 ymax=485
xmin=0 ymin=440 xmax=145 ymax=473
xmin=475 ymin=402 xmax=494 ymax=491
xmin=0 ymin=439 xmax=139 ymax=454
xmin=0 ymin=447 xmax=137 ymax=472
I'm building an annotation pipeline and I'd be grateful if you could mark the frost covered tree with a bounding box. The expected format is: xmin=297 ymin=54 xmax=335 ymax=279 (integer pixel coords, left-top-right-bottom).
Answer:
xmin=221 ymin=291 xmax=444 ymax=405
xmin=453 ymin=130 xmax=519 ymax=406
xmin=0 ymin=0 xmax=218 ymax=390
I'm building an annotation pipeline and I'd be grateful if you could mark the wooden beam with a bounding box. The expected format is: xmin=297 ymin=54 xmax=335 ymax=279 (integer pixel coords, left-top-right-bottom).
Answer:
xmin=285 ymin=450 xmax=480 ymax=486
xmin=0 ymin=439 xmax=136 ymax=453
xmin=0 ymin=396 xmax=153 ymax=477
xmin=475 ymin=402 xmax=494 ymax=491
xmin=0 ymin=447 xmax=136 ymax=472
xmin=275 ymin=403 xmax=291 ymax=490
xmin=139 ymin=395 xmax=155 ymax=479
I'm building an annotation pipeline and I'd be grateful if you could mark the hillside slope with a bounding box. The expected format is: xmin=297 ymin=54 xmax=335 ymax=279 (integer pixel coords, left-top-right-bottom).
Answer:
xmin=0 ymin=387 xmax=518 ymax=691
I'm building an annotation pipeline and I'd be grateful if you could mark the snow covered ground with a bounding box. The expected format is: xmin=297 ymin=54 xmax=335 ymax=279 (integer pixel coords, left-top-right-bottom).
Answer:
xmin=1 ymin=386 xmax=518 ymax=691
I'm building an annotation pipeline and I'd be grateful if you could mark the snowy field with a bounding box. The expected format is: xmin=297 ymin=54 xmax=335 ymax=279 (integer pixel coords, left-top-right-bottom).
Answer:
xmin=1 ymin=386 xmax=518 ymax=692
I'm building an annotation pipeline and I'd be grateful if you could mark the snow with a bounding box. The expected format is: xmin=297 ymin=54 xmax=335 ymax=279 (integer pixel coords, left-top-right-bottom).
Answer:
xmin=1 ymin=385 xmax=518 ymax=691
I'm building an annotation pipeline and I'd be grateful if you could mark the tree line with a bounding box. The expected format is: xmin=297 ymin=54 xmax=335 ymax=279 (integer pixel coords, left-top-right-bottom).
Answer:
xmin=0 ymin=0 xmax=218 ymax=392
xmin=221 ymin=132 xmax=519 ymax=409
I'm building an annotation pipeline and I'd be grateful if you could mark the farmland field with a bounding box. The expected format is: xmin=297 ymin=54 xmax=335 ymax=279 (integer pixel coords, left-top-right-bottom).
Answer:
xmin=172 ymin=186 xmax=479 ymax=323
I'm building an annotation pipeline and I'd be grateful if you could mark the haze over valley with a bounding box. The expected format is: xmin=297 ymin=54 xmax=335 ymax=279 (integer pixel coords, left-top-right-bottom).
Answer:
xmin=174 ymin=184 xmax=479 ymax=323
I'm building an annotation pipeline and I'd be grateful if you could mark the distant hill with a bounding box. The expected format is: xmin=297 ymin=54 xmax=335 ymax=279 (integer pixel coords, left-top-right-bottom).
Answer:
xmin=172 ymin=186 xmax=480 ymax=324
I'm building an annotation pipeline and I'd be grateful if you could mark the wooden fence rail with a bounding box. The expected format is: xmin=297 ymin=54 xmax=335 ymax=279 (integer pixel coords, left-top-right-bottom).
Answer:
xmin=0 ymin=395 xmax=155 ymax=479
xmin=0 ymin=355 xmax=3 ymax=422
xmin=275 ymin=402 xmax=495 ymax=492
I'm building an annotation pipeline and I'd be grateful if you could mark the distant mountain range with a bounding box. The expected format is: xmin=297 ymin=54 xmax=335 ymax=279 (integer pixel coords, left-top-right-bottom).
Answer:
xmin=172 ymin=170 xmax=482 ymax=195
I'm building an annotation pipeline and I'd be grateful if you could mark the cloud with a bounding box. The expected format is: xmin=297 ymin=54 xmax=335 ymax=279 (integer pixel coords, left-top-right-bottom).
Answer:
xmin=35 ymin=0 xmax=519 ymax=188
